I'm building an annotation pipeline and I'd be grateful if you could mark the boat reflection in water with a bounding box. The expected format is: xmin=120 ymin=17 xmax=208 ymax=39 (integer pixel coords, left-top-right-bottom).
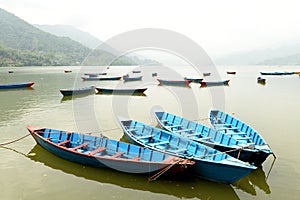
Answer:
xmin=232 ymin=166 xmax=271 ymax=195
xmin=28 ymin=145 xmax=240 ymax=200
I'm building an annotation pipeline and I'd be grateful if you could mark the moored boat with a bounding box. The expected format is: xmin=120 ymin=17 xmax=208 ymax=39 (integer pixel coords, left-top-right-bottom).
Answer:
xmin=119 ymin=118 xmax=257 ymax=184
xmin=27 ymin=126 xmax=193 ymax=175
xmin=200 ymin=80 xmax=230 ymax=87
xmin=95 ymin=87 xmax=147 ymax=95
xmin=203 ymin=72 xmax=211 ymax=76
xmin=59 ymin=86 xmax=95 ymax=96
xmin=123 ymin=75 xmax=143 ymax=82
xmin=84 ymin=73 xmax=107 ymax=77
xmin=227 ymin=71 xmax=236 ymax=75
xmin=154 ymin=111 xmax=269 ymax=165
xmin=260 ymin=71 xmax=294 ymax=75
xmin=209 ymin=110 xmax=274 ymax=165
xmin=0 ymin=82 xmax=34 ymax=89
xmin=64 ymin=70 xmax=72 ymax=73
xmin=257 ymin=77 xmax=266 ymax=85
xmin=81 ymin=76 xmax=121 ymax=81
xmin=157 ymin=79 xmax=192 ymax=87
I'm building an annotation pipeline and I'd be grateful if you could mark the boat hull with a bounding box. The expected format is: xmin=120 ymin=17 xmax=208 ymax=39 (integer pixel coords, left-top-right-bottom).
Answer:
xmin=60 ymin=86 xmax=95 ymax=96
xmin=96 ymin=87 xmax=147 ymax=94
xmin=27 ymin=127 xmax=190 ymax=174
xmin=209 ymin=110 xmax=273 ymax=165
xmin=81 ymin=76 xmax=121 ymax=81
xmin=200 ymin=80 xmax=230 ymax=87
xmin=119 ymin=119 xmax=256 ymax=184
xmin=0 ymin=82 xmax=34 ymax=89
xmin=157 ymin=79 xmax=192 ymax=86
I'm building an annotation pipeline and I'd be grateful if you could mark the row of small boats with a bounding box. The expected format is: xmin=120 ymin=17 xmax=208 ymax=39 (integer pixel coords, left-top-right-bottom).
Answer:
xmin=27 ymin=109 xmax=274 ymax=184
xmin=59 ymin=86 xmax=147 ymax=96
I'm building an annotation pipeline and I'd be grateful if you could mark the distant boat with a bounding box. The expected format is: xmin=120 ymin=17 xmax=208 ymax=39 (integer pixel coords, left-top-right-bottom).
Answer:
xmin=27 ymin=126 xmax=193 ymax=175
xmin=123 ymin=75 xmax=143 ymax=82
xmin=227 ymin=71 xmax=236 ymax=75
xmin=8 ymin=70 xmax=14 ymax=73
xmin=184 ymin=77 xmax=203 ymax=83
xmin=157 ymin=79 xmax=192 ymax=87
xmin=95 ymin=87 xmax=147 ymax=95
xmin=64 ymin=70 xmax=72 ymax=73
xmin=152 ymin=73 xmax=158 ymax=77
xmin=154 ymin=111 xmax=271 ymax=166
xmin=59 ymin=86 xmax=95 ymax=96
xmin=132 ymin=70 xmax=141 ymax=73
xmin=203 ymin=73 xmax=211 ymax=76
xmin=81 ymin=76 xmax=121 ymax=81
xmin=200 ymin=80 xmax=230 ymax=87
xmin=84 ymin=73 xmax=107 ymax=77
xmin=257 ymin=77 xmax=266 ymax=85
xmin=260 ymin=72 xmax=294 ymax=75
xmin=209 ymin=109 xmax=274 ymax=165
xmin=118 ymin=118 xmax=257 ymax=184
xmin=0 ymin=82 xmax=34 ymax=89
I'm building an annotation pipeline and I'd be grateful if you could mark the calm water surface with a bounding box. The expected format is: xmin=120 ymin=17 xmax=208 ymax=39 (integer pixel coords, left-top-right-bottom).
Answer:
xmin=0 ymin=65 xmax=300 ymax=199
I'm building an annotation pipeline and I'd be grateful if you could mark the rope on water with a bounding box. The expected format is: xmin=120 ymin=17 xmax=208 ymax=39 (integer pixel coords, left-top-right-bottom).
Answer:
xmin=148 ymin=158 xmax=184 ymax=181
xmin=0 ymin=133 xmax=31 ymax=146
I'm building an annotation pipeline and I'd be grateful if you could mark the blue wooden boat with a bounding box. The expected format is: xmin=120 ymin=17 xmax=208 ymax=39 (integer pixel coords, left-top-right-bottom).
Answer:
xmin=260 ymin=71 xmax=294 ymax=75
xmin=84 ymin=73 xmax=107 ymax=77
xmin=0 ymin=82 xmax=34 ymax=89
xmin=95 ymin=87 xmax=147 ymax=95
xmin=154 ymin=111 xmax=270 ymax=165
xmin=157 ymin=79 xmax=192 ymax=87
xmin=59 ymin=86 xmax=95 ymax=96
xmin=81 ymin=76 xmax=121 ymax=81
xmin=123 ymin=75 xmax=143 ymax=82
xmin=209 ymin=110 xmax=273 ymax=165
xmin=200 ymin=80 xmax=230 ymax=87
xmin=119 ymin=119 xmax=257 ymax=184
xmin=184 ymin=77 xmax=203 ymax=83
xmin=27 ymin=126 xmax=193 ymax=175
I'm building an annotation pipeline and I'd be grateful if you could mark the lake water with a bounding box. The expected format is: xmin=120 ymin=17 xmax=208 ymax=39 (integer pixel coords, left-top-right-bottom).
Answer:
xmin=0 ymin=65 xmax=300 ymax=199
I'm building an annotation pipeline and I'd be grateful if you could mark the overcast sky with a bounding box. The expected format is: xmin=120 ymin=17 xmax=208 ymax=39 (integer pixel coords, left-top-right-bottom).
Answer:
xmin=1 ymin=0 xmax=300 ymax=57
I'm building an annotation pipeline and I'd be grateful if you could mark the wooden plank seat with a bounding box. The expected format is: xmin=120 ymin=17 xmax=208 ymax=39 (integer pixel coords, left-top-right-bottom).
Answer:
xmin=111 ymin=152 xmax=125 ymax=158
xmin=58 ymin=140 xmax=70 ymax=146
xmin=148 ymin=141 xmax=169 ymax=146
xmin=165 ymin=124 xmax=182 ymax=128
xmin=173 ymin=148 xmax=187 ymax=153
xmin=216 ymin=127 xmax=238 ymax=131
xmin=213 ymin=123 xmax=232 ymax=127
xmin=192 ymin=137 xmax=211 ymax=142
xmin=89 ymin=147 xmax=106 ymax=155
xmin=187 ymin=132 xmax=202 ymax=137
xmin=70 ymin=143 xmax=88 ymax=151
xmin=226 ymin=132 xmax=247 ymax=135
xmin=235 ymin=136 xmax=251 ymax=140
xmin=173 ymin=129 xmax=193 ymax=133
xmin=137 ymin=134 xmax=155 ymax=139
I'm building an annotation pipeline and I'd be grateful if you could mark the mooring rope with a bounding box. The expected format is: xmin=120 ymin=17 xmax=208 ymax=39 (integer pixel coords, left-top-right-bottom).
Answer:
xmin=148 ymin=158 xmax=184 ymax=181
xmin=0 ymin=133 xmax=31 ymax=146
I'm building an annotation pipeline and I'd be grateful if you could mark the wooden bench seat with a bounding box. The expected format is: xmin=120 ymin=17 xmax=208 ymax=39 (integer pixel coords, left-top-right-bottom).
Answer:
xmin=89 ymin=147 xmax=106 ymax=155
xmin=111 ymin=152 xmax=125 ymax=158
xmin=137 ymin=134 xmax=154 ymax=139
xmin=173 ymin=129 xmax=193 ymax=133
xmin=70 ymin=143 xmax=88 ymax=151
xmin=192 ymin=137 xmax=211 ymax=142
xmin=58 ymin=140 xmax=70 ymax=146
xmin=149 ymin=141 xmax=169 ymax=146
xmin=165 ymin=124 xmax=182 ymax=128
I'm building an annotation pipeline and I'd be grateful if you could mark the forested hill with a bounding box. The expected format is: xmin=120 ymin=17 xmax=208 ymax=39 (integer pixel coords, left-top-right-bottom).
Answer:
xmin=0 ymin=8 xmax=92 ymax=66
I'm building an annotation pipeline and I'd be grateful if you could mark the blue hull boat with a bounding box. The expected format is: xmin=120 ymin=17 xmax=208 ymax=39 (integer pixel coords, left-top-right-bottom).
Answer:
xmin=209 ymin=110 xmax=273 ymax=165
xmin=119 ymin=119 xmax=257 ymax=184
xmin=154 ymin=111 xmax=270 ymax=165
xmin=123 ymin=75 xmax=143 ymax=82
xmin=157 ymin=79 xmax=192 ymax=87
xmin=200 ymin=80 xmax=230 ymax=87
xmin=27 ymin=126 xmax=193 ymax=175
xmin=81 ymin=76 xmax=121 ymax=81
xmin=95 ymin=87 xmax=147 ymax=95
xmin=59 ymin=86 xmax=95 ymax=96
xmin=0 ymin=82 xmax=34 ymax=89
xmin=184 ymin=77 xmax=203 ymax=83
xmin=260 ymin=71 xmax=294 ymax=75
